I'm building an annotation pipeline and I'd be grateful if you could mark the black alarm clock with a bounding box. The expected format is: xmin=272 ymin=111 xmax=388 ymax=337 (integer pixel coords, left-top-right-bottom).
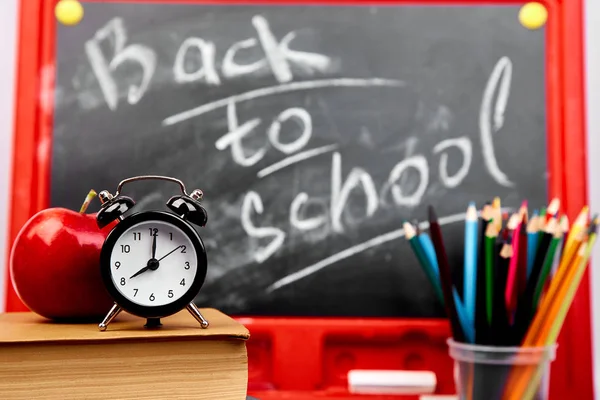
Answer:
xmin=95 ymin=175 xmax=210 ymax=331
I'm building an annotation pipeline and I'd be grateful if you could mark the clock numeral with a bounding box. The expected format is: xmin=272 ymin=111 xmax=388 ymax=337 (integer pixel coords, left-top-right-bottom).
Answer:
xmin=180 ymin=278 xmax=186 ymax=286
xmin=121 ymin=244 xmax=130 ymax=253
xmin=180 ymin=245 xmax=186 ymax=253
xmin=168 ymin=290 xmax=174 ymax=298
xmin=120 ymin=277 xmax=126 ymax=286
xmin=169 ymin=232 xmax=173 ymax=240
xmin=133 ymin=288 xmax=138 ymax=297
xmin=149 ymin=293 xmax=155 ymax=301
xmin=149 ymin=228 xmax=158 ymax=237
xmin=114 ymin=261 xmax=121 ymax=269
xmin=132 ymin=232 xmax=141 ymax=240
xmin=185 ymin=261 xmax=190 ymax=270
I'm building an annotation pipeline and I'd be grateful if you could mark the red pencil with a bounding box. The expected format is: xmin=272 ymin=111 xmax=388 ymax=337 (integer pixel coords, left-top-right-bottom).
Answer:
xmin=517 ymin=215 xmax=529 ymax=297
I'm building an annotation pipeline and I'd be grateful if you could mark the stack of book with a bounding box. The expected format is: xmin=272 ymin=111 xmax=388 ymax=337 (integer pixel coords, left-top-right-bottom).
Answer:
xmin=0 ymin=308 xmax=249 ymax=399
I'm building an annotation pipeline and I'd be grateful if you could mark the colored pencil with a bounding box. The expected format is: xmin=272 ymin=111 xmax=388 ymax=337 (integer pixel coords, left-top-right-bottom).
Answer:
xmin=511 ymin=217 xmax=557 ymax=343
xmin=463 ymin=202 xmax=479 ymax=326
xmin=532 ymin=223 xmax=563 ymax=311
xmin=484 ymin=221 xmax=498 ymax=326
xmin=536 ymin=208 xmax=546 ymax=245
xmin=475 ymin=204 xmax=492 ymax=344
xmin=492 ymin=237 xmax=512 ymax=345
xmin=563 ymin=206 xmax=589 ymax=255
xmin=504 ymin=213 xmax=522 ymax=317
xmin=492 ymin=197 xmax=502 ymax=231
xmin=546 ymin=198 xmax=560 ymax=219
xmin=453 ymin=288 xmax=475 ymax=343
xmin=404 ymin=221 xmax=444 ymax=304
xmin=518 ymin=216 xmax=587 ymax=348
xmin=516 ymin=215 xmax=529 ymax=297
xmin=550 ymin=216 xmax=569 ymax=280
xmin=526 ymin=212 xmax=540 ymax=279
xmin=519 ymin=220 xmax=597 ymax=400
xmin=503 ymin=217 xmax=596 ymax=400
xmin=418 ymin=232 xmax=441 ymax=280
xmin=428 ymin=206 xmax=466 ymax=343
xmin=404 ymin=201 xmax=597 ymax=400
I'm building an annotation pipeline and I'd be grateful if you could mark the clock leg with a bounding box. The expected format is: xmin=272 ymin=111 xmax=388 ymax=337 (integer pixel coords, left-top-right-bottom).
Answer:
xmin=98 ymin=303 xmax=123 ymax=331
xmin=186 ymin=303 xmax=209 ymax=328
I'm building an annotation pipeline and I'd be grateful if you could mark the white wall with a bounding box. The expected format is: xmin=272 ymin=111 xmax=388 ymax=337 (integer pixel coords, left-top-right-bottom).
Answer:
xmin=585 ymin=0 xmax=600 ymax=397
xmin=0 ymin=0 xmax=17 ymax=312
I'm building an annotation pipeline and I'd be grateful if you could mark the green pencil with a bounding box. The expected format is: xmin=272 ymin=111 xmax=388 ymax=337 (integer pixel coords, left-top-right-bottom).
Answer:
xmin=537 ymin=207 xmax=547 ymax=245
xmin=485 ymin=221 xmax=498 ymax=325
xmin=532 ymin=221 xmax=563 ymax=310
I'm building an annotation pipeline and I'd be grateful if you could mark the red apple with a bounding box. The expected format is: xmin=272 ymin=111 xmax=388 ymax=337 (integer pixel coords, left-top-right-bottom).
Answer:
xmin=9 ymin=190 xmax=116 ymax=321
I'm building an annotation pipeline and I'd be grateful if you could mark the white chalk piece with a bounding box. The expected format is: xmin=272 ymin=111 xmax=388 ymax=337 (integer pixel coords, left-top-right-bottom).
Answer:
xmin=419 ymin=396 xmax=458 ymax=400
xmin=347 ymin=370 xmax=437 ymax=395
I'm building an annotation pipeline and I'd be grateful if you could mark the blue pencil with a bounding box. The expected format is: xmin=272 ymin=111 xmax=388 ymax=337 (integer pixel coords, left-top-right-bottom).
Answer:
xmin=464 ymin=202 xmax=479 ymax=326
xmin=453 ymin=288 xmax=474 ymax=343
xmin=526 ymin=210 xmax=540 ymax=279
xmin=418 ymin=232 xmax=440 ymax=280
xmin=404 ymin=221 xmax=444 ymax=304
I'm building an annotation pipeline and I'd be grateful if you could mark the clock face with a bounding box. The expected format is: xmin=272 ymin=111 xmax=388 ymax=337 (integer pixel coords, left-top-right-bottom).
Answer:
xmin=108 ymin=219 xmax=198 ymax=307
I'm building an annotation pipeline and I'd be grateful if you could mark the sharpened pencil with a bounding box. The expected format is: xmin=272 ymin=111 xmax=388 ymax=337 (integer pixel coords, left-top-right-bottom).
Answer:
xmin=475 ymin=204 xmax=492 ymax=344
xmin=526 ymin=212 xmax=539 ymax=279
xmin=493 ymin=237 xmax=512 ymax=345
xmin=404 ymin=221 xmax=444 ymax=304
xmin=504 ymin=217 xmax=596 ymax=400
xmin=532 ymin=219 xmax=564 ymax=310
xmin=512 ymin=218 xmax=557 ymax=343
xmin=484 ymin=221 xmax=498 ymax=326
xmin=428 ymin=206 xmax=466 ymax=343
xmin=546 ymin=198 xmax=560 ymax=219
xmin=463 ymin=202 xmax=479 ymax=326
xmin=505 ymin=213 xmax=522 ymax=317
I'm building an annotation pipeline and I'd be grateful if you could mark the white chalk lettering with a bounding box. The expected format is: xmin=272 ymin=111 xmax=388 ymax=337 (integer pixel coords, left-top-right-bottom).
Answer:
xmin=433 ymin=137 xmax=472 ymax=188
xmin=479 ymin=56 xmax=514 ymax=187
xmin=173 ymin=37 xmax=220 ymax=84
xmin=85 ymin=18 xmax=156 ymax=110
xmin=290 ymin=192 xmax=327 ymax=231
xmin=241 ymin=191 xmax=286 ymax=263
xmin=267 ymin=107 xmax=312 ymax=154
xmin=252 ymin=15 xmax=331 ymax=83
xmin=386 ymin=155 xmax=429 ymax=207
xmin=222 ymin=38 xmax=267 ymax=78
xmin=215 ymin=100 xmax=266 ymax=167
xmin=330 ymin=152 xmax=379 ymax=233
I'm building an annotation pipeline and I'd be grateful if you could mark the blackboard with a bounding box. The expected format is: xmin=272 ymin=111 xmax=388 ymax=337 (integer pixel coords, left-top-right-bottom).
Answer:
xmin=51 ymin=3 xmax=547 ymax=317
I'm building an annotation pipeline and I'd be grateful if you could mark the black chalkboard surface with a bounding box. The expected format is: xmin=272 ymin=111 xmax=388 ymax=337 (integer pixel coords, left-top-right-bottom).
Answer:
xmin=51 ymin=3 xmax=547 ymax=317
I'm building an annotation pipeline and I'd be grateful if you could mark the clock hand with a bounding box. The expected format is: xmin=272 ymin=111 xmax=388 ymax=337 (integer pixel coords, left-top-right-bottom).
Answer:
xmin=130 ymin=264 xmax=151 ymax=279
xmin=157 ymin=245 xmax=183 ymax=262
xmin=151 ymin=232 xmax=157 ymax=259
xmin=129 ymin=258 xmax=159 ymax=279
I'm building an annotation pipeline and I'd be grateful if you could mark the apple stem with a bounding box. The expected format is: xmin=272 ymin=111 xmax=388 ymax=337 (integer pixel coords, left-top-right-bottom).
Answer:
xmin=79 ymin=189 xmax=98 ymax=213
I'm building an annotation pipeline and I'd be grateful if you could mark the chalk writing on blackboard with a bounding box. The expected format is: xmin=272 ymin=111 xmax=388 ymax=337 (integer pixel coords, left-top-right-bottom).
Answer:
xmin=53 ymin=4 xmax=546 ymax=316
xmin=83 ymin=15 xmax=514 ymax=274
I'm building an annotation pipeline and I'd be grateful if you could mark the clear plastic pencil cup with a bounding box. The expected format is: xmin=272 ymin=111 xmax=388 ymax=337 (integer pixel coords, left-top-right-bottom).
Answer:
xmin=447 ymin=339 xmax=557 ymax=400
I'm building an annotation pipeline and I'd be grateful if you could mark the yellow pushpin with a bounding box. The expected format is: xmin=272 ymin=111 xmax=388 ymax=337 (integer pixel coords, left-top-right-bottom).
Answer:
xmin=519 ymin=2 xmax=548 ymax=30
xmin=55 ymin=0 xmax=84 ymax=26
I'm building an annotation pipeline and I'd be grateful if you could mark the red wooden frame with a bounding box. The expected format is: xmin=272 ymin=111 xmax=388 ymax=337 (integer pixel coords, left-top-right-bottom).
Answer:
xmin=4 ymin=0 xmax=591 ymax=398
